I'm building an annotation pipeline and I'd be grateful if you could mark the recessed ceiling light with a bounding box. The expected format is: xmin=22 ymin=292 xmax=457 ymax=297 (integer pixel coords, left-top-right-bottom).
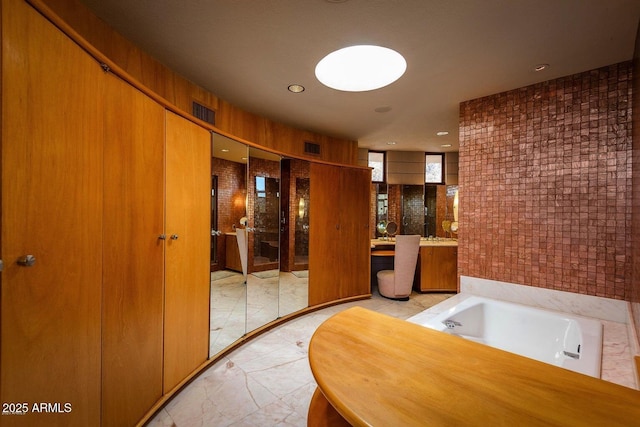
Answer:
xmin=288 ymin=84 xmax=305 ymax=93
xmin=436 ymin=131 xmax=449 ymax=136
xmin=534 ymin=64 xmax=549 ymax=72
xmin=315 ymin=45 xmax=407 ymax=92
xmin=221 ymin=148 xmax=230 ymax=152
xmin=441 ymin=144 xmax=452 ymax=148
xmin=374 ymin=106 xmax=392 ymax=113
xmin=386 ymin=141 xmax=397 ymax=145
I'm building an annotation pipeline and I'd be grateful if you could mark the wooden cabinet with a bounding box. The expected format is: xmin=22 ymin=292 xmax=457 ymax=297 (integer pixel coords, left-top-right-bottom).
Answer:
xmin=309 ymin=164 xmax=371 ymax=306
xmin=102 ymin=74 xmax=165 ymax=427
xmin=1 ymin=1 xmax=104 ymax=424
xmin=415 ymin=246 xmax=458 ymax=292
xmin=163 ymin=111 xmax=211 ymax=393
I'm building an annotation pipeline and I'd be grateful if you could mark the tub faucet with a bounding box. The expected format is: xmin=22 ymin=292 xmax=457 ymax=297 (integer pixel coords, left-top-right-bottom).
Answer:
xmin=443 ymin=320 xmax=462 ymax=329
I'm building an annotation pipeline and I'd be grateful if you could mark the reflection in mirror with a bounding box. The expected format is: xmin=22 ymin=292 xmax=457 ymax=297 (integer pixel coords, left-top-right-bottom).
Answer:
xmin=375 ymin=183 xmax=388 ymax=238
xmin=279 ymin=159 xmax=309 ymax=316
xmin=424 ymin=185 xmax=437 ymax=237
xmin=446 ymin=185 xmax=459 ymax=237
xmin=246 ymin=147 xmax=280 ymax=332
xmin=209 ymin=133 xmax=248 ymax=357
xmin=401 ymin=184 xmax=425 ymax=236
xmin=378 ymin=183 xmax=459 ymax=239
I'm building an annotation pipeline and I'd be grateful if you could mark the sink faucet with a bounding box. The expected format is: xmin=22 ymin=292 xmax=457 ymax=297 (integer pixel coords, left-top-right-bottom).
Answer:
xmin=443 ymin=320 xmax=462 ymax=329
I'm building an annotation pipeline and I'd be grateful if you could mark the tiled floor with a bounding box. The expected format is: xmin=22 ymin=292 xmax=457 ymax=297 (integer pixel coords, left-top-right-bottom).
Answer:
xmin=150 ymin=287 xmax=637 ymax=426
xmin=150 ymin=289 xmax=454 ymax=426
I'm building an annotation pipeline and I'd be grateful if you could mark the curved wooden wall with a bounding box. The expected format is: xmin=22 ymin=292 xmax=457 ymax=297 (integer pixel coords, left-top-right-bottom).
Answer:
xmin=37 ymin=0 xmax=359 ymax=165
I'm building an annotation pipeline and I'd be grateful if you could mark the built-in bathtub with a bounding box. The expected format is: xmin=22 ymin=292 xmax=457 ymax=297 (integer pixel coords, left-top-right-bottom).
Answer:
xmin=409 ymin=296 xmax=603 ymax=378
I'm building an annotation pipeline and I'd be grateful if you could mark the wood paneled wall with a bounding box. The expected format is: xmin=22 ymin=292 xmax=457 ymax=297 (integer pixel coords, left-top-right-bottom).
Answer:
xmin=35 ymin=0 xmax=359 ymax=165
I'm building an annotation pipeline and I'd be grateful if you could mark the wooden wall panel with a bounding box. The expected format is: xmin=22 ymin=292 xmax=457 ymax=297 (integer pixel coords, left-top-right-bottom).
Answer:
xmin=163 ymin=111 xmax=211 ymax=392
xmin=102 ymin=73 xmax=165 ymax=427
xmin=1 ymin=0 xmax=103 ymax=424
xmin=38 ymin=0 xmax=358 ymax=165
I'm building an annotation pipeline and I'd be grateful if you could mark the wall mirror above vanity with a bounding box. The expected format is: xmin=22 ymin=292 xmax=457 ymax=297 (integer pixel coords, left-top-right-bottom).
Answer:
xmin=373 ymin=182 xmax=459 ymax=239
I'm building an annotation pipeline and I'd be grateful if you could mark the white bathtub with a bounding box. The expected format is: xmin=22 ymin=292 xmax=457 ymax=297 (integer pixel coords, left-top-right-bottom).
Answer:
xmin=409 ymin=296 xmax=603 ymax=378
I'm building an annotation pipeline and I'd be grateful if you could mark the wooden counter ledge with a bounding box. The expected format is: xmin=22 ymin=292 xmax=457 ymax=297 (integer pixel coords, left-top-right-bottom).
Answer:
xmin=308 ymin=307 xmax=640 ymax=426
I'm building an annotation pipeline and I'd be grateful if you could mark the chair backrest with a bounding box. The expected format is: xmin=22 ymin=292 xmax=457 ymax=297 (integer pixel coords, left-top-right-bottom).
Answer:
xmin=393 ymin=235 xmax=421 ymax=290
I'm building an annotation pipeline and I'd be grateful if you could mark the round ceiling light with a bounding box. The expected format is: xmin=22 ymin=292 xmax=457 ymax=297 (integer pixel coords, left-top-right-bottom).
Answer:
xmin=288 ymin=84 xmax=305 ymax=93
xmin=315 ymin=45 xmax=407 ymax=92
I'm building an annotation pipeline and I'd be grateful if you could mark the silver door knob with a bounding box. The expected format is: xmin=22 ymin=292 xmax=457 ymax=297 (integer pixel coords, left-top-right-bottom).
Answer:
xmin=17 ymin=255 xmax=36 ymax=267
xmin=170 ymin=234 xmax=179 ymax=240
xmin=158 ymin=234 xmax=166 ymax=240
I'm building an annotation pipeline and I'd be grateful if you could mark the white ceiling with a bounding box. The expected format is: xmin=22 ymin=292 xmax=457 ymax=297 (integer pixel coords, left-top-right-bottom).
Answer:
xmin=80 ymin=0 xmax=640 ymax=153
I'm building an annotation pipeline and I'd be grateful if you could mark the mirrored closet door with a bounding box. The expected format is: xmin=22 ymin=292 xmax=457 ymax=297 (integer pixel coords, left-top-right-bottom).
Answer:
xmin=246 ymin=147 xmax=281 ymax=332
xmin=209 ymin=133 xmax=248 ymax=357
xmin=279 ymin=158 xmax=310 ymax=317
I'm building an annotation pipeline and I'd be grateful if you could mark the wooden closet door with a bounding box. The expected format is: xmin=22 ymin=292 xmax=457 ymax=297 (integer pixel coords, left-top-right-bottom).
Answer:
xmin=309 ymin=163 xmax=343 ymax=305
xmin=309 ymin=164 xmax=370 ymax=306
xmin=102 ymin=73 xmax=165 ymax=426
xmin=339 ymin=167 xmax=371 ymax=298
xmin=1 ymin=0 xmax=103 ymax=425
xmin=163 ymin=111 xmax=211 ymax=392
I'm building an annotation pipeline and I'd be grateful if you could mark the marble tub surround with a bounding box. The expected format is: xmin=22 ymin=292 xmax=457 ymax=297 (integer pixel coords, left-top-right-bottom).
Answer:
xmin=150 ymin=290 xmax=454 ymax=426
xmin=460 ymin=276 xmax=628 ymax=323
xmin=408 ymin=276 xmax=638 ymax=389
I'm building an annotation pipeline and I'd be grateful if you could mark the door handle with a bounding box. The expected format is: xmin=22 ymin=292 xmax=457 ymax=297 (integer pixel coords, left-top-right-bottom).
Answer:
xmin=17 ymin=255 xmax=36 ymax=267
xmin=170 ymin=234 xmax=179 ymax=240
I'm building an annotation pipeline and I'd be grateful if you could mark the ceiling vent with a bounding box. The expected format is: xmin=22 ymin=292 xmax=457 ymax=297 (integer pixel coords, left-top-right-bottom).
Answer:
xmin=192 ymin=101 xmax=215 ymax=125
xmin=304 ymin=141 xmax=321 ymax=156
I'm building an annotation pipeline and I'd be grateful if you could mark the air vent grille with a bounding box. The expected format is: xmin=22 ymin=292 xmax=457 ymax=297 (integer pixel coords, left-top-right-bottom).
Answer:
xmin=304 ymin=141 xmax=321 ymax=156
xmin=192 ymin=101 xmax=215 ymax=125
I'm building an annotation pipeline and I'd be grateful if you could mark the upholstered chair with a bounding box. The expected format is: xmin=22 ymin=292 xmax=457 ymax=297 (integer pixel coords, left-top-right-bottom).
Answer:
xmin=376 ymin=234 xmax=420 ymax=300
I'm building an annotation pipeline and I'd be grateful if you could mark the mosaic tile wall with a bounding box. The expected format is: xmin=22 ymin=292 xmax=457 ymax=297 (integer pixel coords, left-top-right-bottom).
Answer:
xmin=459 ymin=62 xmax=632 ymax=300
xmin=631 ymin=30 xmax=640 ymax=342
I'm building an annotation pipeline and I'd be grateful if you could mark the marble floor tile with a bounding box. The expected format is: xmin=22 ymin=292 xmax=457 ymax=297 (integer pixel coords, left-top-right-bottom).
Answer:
xmin=149 ymin=287 xmax=636 ymax=427
xmin=150 ymin=289 xmax=453 ymax=426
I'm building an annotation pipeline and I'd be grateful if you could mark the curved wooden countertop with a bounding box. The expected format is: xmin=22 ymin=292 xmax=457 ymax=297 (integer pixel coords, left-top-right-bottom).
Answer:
xmin=308 ymin=307 xmax=640 ymax=426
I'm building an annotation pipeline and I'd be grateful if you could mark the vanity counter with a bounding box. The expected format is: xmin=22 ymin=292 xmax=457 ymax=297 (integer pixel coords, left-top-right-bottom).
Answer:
xmin=308 ymin=307 xmax=640 ymax=426
xmin=371 ymin=238 xmax=458 ymax=248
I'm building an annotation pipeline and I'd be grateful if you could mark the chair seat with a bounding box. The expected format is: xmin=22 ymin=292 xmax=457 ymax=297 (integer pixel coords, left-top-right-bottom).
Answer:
xmin=376 ymin=235 xmax=420 ymax=300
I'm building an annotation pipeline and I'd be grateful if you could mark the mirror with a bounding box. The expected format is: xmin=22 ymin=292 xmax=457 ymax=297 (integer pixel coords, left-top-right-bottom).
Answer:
xmin=279 ymin=159 xmax=309 ymax=316
xmin=401 ymin=184 xmax=425 ymax=236
xmin=209 ymin=134 xmax=313 ymax=358
xmin=246 ymin=147 xmax=281 ymax=332
xmin=376 ymin=183 xmax=458 ymax=238
xmin=209 ymin=133 xmax=248 ymax=357
xmin=375 ymin=183 xmax=388 ymax=230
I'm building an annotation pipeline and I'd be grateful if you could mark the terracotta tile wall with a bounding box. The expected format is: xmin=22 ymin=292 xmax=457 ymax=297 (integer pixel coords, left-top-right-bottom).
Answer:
xmin=459 ymin=62 xmax=632 ymax=300
xmin=631 ymin=28 xmax=640 ymax=342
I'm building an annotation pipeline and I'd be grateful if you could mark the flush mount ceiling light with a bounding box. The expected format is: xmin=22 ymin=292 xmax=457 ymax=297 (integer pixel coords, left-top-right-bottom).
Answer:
xmin=534 ymin=63 xmax=549 ymax=72
xmin=288 ymin=84 xmax=305 ymax=93
xmin=315 ymin=45 xmax=407 ymax=92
